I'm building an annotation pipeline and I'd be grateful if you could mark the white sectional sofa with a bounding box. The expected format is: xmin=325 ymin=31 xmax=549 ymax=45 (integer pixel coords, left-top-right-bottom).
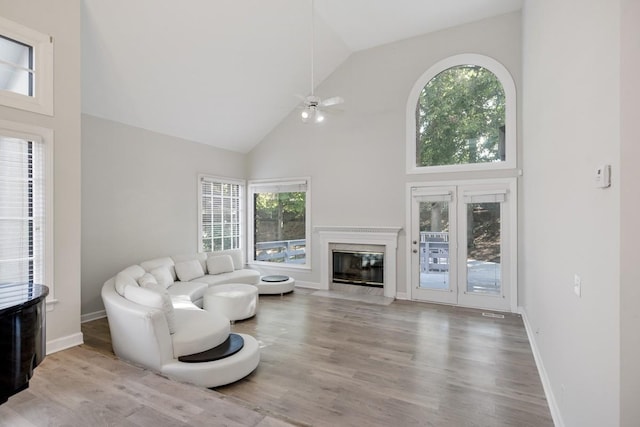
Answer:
xmin=101 ymin=249 xmax=261 ymax=388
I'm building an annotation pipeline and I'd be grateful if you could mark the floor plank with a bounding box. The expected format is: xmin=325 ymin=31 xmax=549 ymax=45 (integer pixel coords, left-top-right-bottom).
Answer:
xmin=1 ymin=290 xmax=553 ymax=426
xmin=222 ymin=292 xmax=553 ymax=427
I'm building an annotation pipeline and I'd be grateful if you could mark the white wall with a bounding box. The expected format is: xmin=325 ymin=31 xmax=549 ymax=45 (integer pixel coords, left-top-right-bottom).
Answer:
xmin=247 ymin=12 xmax=522 ymax=292
xmin=521 ymin=0 xmax=620 ymax=425
xmin=620 ymin=0 xmax=640 ymax=425
xmin=0 ymin=0 xmax=82 ymax=351
xmin=81 ymin=115 xmax=246 ymax=316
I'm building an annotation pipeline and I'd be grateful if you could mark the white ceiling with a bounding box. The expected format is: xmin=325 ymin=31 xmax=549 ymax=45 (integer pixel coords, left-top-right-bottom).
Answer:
xmin=81 ymin=0 xmax=522 ymax=153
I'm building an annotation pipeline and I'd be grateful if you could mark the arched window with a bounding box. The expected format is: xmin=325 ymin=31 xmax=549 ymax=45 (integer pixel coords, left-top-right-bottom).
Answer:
xmin=406 ymin=54 xmax=516 ymax=173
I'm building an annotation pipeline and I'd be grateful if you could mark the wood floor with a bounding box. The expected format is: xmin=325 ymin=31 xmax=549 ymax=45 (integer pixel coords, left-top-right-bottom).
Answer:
xmin=0 ymin=289 xmax=554 ymax=426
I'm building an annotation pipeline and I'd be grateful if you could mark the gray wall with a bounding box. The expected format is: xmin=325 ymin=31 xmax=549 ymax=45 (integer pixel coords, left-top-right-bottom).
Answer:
xmin=0 ymin=0 xmax=82 ymax=348
xmin=620 ymin=0 xmax=640 ymax=424
xmin=521 ymin=0 xmax=621 ymax=425
xmin=78 ymin=5 xmax=635 ymax=425
xmin=247 ymin=12 xmax=522 ymax=293
xmin=81 ymin=115 xmax=246 ymax=316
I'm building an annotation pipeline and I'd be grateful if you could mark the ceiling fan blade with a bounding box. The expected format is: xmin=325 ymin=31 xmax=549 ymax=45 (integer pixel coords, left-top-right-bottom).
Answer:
xmin=320 ymin=96 xmax=344 ymax=107
xmin=327 ymin=107 xmax=344 ymax=114
xmin=320 ymin=96 xmax=344 ymax=108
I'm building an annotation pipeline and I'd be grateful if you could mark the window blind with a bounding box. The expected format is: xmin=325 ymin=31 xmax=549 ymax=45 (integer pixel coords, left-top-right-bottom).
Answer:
xmin=249 ymin=180 xmax=307 ymax=194
xmin=199 ymin=176 xmax=242 ymax=252
xmin=463 ymin=189 xmax=507 ymax=204
xmin=412 ymin=188 xmax=452 ymax=202
xmin=0 ymin=135 xmax=44 ymax=285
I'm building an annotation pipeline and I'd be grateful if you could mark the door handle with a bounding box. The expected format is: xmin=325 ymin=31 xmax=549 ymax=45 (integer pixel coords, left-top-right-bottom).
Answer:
xmin=412 ymin=249 xmax=418 ymax=253
xmin=413 ymin=240 xmax=417 ymax=245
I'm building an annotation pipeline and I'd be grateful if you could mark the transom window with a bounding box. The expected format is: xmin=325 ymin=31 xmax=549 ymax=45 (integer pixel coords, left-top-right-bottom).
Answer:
xmin=0 ymin=16 xmax=53 ymax=115
xmin=407 ymin=54 xmax=516 ymax=174
xmin=417 ymin=65 xmax=505 ymax=167
xmin=0 ymin=35 xmax=33 ymax=97
xmin=248 ymin=179 xmax=310 ymax=268
xmin=198 ymin=176 xmax=243 ymax=252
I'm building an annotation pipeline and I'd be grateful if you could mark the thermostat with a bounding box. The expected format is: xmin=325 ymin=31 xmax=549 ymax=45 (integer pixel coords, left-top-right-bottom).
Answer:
xmin=595 ymin=164 xmax=611 ymax=188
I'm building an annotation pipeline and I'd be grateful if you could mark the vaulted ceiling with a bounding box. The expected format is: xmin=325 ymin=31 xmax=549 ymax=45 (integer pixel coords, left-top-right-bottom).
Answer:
xmin=81 ymin=0 xmax=522 ymax=153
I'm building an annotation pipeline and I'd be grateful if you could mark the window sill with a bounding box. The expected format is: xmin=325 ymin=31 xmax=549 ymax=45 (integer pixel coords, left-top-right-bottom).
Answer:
xmin=248 ymin=261 xmax=311 ymax=272
xmin=407 ymin=162 xmax=518 ymax=175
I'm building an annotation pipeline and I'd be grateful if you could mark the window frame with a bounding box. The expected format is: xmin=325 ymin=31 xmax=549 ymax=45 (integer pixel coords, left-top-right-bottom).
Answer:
xmin=0 ymin=15 xmax=53 ymax=116
xmin=247 ymin=177 xmax=311 ymax=270
xmin=0 ymin=119 xmax=54 ymax=306
xmin=197 ymin=174 xmax=245 ymax=254
xmin=406 ymin=54 xmax=517 ymax=174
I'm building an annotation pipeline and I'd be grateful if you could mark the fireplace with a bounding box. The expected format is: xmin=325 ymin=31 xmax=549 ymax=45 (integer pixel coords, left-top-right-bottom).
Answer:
xmin=332 ymin=249 xmax=384 ymax=287
xmin=315 ymin=226 xmax=402 ymax=298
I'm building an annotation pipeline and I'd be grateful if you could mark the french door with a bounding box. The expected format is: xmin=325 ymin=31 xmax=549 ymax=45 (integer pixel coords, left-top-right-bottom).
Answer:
xmin=408 ymin=179 xmax=516 ymax=312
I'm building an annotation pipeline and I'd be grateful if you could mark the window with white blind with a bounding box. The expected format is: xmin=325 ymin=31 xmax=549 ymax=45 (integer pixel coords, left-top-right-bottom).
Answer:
xmin=0 ymin=122 xmax=52 ymax=294
xmin=248 ymin=178 xmax=310 ymax=268
xmin=198 ymin=175 xmax=243 ymax=253
xmin=0 ymin=16 xmax=53 ymax=115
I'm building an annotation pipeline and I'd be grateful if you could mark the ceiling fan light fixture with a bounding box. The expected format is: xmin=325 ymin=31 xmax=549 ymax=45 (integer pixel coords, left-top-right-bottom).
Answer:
xmin=299 ymin=0 xmax=343 ymax=125
xmin=301 ymin=105 xmax=324 ymax=124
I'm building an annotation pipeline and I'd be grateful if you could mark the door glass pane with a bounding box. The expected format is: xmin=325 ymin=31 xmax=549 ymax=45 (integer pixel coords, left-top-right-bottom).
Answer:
xmin=419 ymin=201 xmax=450 ymax=290
xmin=466 ymin=202 xmax=500 ymax=294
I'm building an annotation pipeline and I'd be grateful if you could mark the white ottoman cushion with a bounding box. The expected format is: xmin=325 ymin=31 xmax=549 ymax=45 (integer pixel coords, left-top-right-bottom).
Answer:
xmin=203 ymin=284 xmax=258 ymax=321
xmin=257 ymin=276 xmax=295 ymax=295
xmin=171 ymin=308 xmax=230 ymax=358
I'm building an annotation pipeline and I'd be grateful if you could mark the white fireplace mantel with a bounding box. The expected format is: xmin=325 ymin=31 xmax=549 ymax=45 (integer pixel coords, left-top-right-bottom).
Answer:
xmin=314 ymin=226 xmax=402 ymax=298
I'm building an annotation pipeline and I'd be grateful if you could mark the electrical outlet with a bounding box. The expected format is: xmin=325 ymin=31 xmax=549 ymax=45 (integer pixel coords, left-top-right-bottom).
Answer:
xmin=574 ymin=274 xmax=581 ymax=297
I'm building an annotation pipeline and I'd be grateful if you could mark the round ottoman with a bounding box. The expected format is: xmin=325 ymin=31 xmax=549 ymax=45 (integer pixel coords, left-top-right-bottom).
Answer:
xmin=256 ymin=275 xmax=295 ymax=295
xmin=203 ymin=284 xmax=258 ymax=322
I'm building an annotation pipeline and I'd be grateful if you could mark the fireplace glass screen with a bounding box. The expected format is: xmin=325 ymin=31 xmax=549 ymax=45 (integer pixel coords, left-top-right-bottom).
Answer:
xmin=332 ymin=251 xmax=384 ymax=287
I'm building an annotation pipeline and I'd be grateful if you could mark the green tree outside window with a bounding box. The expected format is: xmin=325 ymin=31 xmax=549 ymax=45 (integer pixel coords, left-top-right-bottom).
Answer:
xmin=416 ymin=65 xmax=505 ymax=167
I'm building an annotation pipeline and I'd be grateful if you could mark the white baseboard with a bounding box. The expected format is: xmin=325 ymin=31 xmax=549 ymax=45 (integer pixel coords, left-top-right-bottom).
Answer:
xmin=46 ymin=332 xmax=84 ymax=355
xmin=81 ymin=309 xmax=106 ymax=323
xmin=518 ymin=306 xmax=564 ymax=427
xmin=395 ymin=292 xmax=409 ymax=300
xmin=294 ymin=281 xmax=322 ymax=290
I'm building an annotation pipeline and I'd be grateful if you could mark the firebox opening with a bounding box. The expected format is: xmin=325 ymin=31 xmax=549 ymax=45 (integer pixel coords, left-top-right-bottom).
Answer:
xmin=332 ymin=250 xmax=384 ymax=287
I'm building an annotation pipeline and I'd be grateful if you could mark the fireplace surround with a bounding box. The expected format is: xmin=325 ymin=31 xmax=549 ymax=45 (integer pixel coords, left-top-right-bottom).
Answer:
xmin=315 ymin=226 xmax=402 ymax=298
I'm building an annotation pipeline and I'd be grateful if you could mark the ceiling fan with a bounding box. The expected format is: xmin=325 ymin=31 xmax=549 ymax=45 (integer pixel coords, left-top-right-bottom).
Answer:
xmin=299 ymin=0 xmax=344 ymax=124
